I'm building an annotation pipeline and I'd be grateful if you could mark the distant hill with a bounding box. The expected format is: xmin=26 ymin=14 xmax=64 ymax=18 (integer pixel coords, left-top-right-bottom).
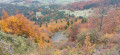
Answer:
xmin=0 ymin=0 xmax=10 ymax=2
xmin=11 ymin=0 xmax=83 ymax=4
xmin=0 ymin=0 xmax=83 ymax=5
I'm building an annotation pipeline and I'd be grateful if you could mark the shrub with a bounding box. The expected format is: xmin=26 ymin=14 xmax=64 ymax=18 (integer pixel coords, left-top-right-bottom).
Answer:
xmin=81 ymin=18 xmax=87 ymax=23
xmin=77 ymin=28 xmax=101 ymax=45
xmin=88 ymin=29 xmax=101 ymax=44
xmin=77 ymin=28 xmax=87 ymax=45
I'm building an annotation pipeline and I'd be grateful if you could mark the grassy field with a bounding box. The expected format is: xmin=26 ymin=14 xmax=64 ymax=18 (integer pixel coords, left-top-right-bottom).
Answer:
xmin=59 ymin=9 xmax=94 ymax=18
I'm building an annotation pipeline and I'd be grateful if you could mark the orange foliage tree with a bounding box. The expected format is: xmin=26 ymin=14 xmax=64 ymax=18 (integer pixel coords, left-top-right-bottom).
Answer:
xmin=0 ymin=10 xmax=51 ymax=48
xmin=88 ymin=7 xmax=120 ymax=33
xmin=1 ymin=9 xmax=9 ymax=20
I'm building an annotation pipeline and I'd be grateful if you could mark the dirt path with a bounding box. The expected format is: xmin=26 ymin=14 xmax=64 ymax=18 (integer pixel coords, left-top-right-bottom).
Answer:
xmin=51 ymin=31 xmax=68 ymax=46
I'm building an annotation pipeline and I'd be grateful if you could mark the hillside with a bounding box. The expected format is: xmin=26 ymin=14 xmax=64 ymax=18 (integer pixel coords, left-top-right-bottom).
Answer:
xmin=0 ymin=0 xmax=120 ymax=55
xmin=0 ymin=31 xmax=36 ymax=55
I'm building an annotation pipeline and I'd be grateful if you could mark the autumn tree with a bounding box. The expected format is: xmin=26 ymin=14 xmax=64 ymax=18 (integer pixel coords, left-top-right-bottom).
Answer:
xmin=69 ymin=24 xmax=79 ymax=41
xmin=82 ymin=36 xmax=95 ymax=55
xmin=89 ymin=0 xmax=109 ymax=31
xmin=89 ymin=6 xmax=120 ymax=33
xmin=102 ymin=8 xmax=120 ymax=33
xmin=1 ymin=9 xmax=9 ymax=20
xmin=0 ymin=14 xmax=53 ymax=48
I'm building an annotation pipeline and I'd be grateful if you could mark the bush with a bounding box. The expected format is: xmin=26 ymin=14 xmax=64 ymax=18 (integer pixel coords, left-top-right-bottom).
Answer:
xmin=77 ymin=29 xmax=101 ymax=45
xmin=78 ymin=16 xmax=83 ymax=19
xmin=81 ymin=18 xmax=87 ymax=23
xmin=77 ymin=28 xmax=87 ymax=45
xmin=88 ymin=29 xmax=101 ymax=44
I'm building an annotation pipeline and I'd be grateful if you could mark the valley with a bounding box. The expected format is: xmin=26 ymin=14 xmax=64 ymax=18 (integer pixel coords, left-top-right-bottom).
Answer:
xmin=0 ymin=0 xmax=120 ymax=55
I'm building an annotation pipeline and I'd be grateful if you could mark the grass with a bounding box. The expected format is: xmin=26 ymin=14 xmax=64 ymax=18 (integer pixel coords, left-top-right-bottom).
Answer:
xmin=0 ymin=31 xmax=56 ymax=55
xmin=0 ymin=31 xmax=36 ymax=55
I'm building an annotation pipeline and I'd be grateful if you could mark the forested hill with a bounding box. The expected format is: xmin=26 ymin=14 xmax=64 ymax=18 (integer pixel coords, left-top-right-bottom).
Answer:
xmin=0 ymin=0 xmax=120 ymax=55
